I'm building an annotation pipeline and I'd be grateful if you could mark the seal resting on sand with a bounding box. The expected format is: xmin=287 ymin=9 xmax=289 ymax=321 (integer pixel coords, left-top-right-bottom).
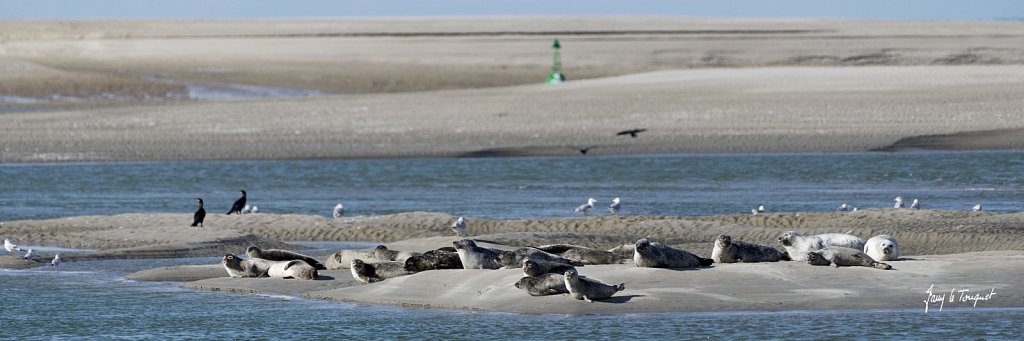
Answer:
xmin=350 ymin=259 xmax=411 ymax=283
xmin=533 ymin=244 xmax=622 ymax=265
xmin=403 ymin=249 xmax=463 ymax=272
xmin=711 ymin=235 xmax=790 ymax=263
xmin=863 ymin=235 xmax=900 ymax=262
xmin=221 ymin=254 xmax=267 ymax=278
xmin=522 ymin=259 xmax=577 ymax=277
xmin=453 ymin=239 xmax=503 ymax=269
xmin=373 ymin=245 xmax=422 ymax=262
xmin=496 ymin=248 xmax=583 ymax=268
xmin=633 ymin=238 xmax=713 ymax=268
xmin=806 ymin=246 xmax=892 ymax=270
xmin=246 ymin=246 xmax=326 ymax=270
xmin=325 ymin=250 xmax=376 ymax=270
xmin=777 ymin=231 xmax=866 ymax=262
xmin=514 ymin=273 xmax=569 ymax=296
xmin=564 ymin=269 xmax=625 ymax=302
xmin=268 ymin=260 xmax=319 ymax=280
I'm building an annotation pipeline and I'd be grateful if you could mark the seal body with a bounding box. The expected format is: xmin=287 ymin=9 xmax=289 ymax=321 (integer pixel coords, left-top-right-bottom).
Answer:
xmin=863 ymin=235 xmax=900 ymax=262
xmin=514 ymin=273 xmax=569 ymax=296
xmin=350 ymin=259 xmax=411 ymax=283
xmin=453 ymin=239 xmax=503 ymax=269
xmin=267 ymin=260 xmax=319 ymax=280
xmin=534 ymin=244 xmax=622 ymax=265
xmin=325 ymin=250 xmax=376 ymax=270
xmin=563 ymin=269 xmax=625 ymax=302
xmin=246 ymin=246 xmax=326 ymax=270
xmin=806 ymin=246 xmax=892 ymax=270
xmin=496 ymin=248 xmax=583 ymax=268
xmin=221 ymin=254 xmax=268 ymax=278
xmin=777 ymin=231 xmax=866 ymax=262
xmin=404 ymin=249 xmax=463 ymax=272
xmin=522 ymin=259 xmax=577 ymax=277
xmin=633 ymin=238 xmax=713 ymax=268
xmin=373 ymin=245 xmax=422 ymax=262
xmin=711 ymin=235 xmax=790 ymax=263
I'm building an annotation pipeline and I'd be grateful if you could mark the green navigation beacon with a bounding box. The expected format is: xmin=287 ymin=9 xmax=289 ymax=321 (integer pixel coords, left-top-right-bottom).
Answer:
xmin=546 ymin=39 xmax=566 ymax=84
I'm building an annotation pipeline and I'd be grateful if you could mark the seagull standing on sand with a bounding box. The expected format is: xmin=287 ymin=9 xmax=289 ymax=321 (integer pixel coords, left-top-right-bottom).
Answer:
xmin=50 ymin=254 xmax=61 ymax=270
xmin=893 ymin=197 xmax=904 ymax=209
xmin=250 ymin=205 xmax=258 ymax=214
xmin=452 ymin=217 xmax=467 ymax=237
xmin=838 ymin=203 xmax=849 ymax=212
xmin=910 ymin=199 xmax=920 ymax=210
xmin=241 ymin=204 xmax=252 ymax=214
xmin=23 ymin=248 xmax=33 ymax=260
xmin=609 ymin=197 xmax=621 ymax=215
xmin=752 ymin=204 xmax=766 ymax=214
xmin=574 ymin=198 xmax=597 ymax=215
xmin=972 ymin=204 xmax=983 ymax=212
xmin=333 ymin=203 xmax=345 ymax=218
xmin=4 ymin=239 xmax=21 ymax=255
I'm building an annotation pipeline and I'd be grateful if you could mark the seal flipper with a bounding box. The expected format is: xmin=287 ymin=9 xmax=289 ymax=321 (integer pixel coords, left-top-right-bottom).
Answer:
xmin=699 ymin=257 xmax=714 ymax=267
xmin=781 ymin=251 xmax=791 ymax=261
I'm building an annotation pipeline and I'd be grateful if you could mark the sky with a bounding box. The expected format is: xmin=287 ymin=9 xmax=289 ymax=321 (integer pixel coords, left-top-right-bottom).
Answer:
xmin=0 ymin=0 xmax=1021 ymax=21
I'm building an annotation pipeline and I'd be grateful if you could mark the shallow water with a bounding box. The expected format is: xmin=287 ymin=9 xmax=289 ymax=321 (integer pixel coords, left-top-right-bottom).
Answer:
xmin=2 ymin=152 xmax=1023 ymax=338
xmin=3 ymin=151 xmax=1024 ymax=222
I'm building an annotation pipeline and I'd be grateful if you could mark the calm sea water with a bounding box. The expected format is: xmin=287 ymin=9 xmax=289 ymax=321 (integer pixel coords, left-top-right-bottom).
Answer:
xmin=3 ymin=151 xmax=1024 ymax=222
xmin=2 ymin=152 xmax=1023 ymax=339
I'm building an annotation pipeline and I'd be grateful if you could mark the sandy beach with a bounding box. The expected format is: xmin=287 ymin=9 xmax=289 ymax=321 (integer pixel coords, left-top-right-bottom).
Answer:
xmin=2 ymin=210 xmax=1022 ymax=313
xmin=1 ymin=17 xmax=1023 ymax=315
xmin=2 ymin=18 xmax=1024 ymax=162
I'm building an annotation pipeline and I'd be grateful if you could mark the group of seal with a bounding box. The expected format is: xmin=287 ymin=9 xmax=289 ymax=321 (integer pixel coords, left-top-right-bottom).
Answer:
xmin=220 ymin=245 xmax=321 ymax=280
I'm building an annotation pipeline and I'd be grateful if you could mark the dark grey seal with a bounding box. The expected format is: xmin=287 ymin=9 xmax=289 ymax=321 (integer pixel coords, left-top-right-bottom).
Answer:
xmin=514 ymin=273 xmax=569 ymax=296
xmin=633 ymin=238 xmax=713 ymax=268
xmin=711 ymin=235 xmax=790 ymax=263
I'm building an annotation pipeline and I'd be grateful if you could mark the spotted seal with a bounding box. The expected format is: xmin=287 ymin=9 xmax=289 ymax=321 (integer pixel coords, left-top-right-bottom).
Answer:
xmin=522 ymin=259 xmax=577 ymax=277
xmin=221 ymin=254 xmax=268 ymax=278
xmin=496 ymin=248 xmax=583 ymax=268
xmin=564 ymin=269 xmax=625 ymax=302
xmin=633 ymin=238 xmax=713 ymax=268
xmin=267 ymin=260 xmax=319 ymax=280
xmin=863 ymin=235 xmax=900 ymax=262
xmin=711 ymin=235 xmax=790 ymax=263
xmin=533 ymin=244 xmax=623 ymax=265
xmin=350 ymin=259 xmax=411 ymax=283
xmin=514 ymin=273 xmax=569 ymax=296
xmin=404 ymin=249 xmax=464 ymax=272
xmin=777 ymin=231 xmax=866 ymax=262
xmin=806 ymin=246 xmax=892 ymax=270
xmin=373 ymin=245 xmax=422 ymax=262
xmin=246 ymin=246 xmax=326 ymax=270
xmin=453 ymin=239 xmax=503 ymax=269
xmin=325 ymin=250 xmax=376 ymax=270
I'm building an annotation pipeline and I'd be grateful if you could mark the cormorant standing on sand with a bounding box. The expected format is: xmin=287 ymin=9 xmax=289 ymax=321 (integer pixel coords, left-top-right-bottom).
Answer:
xmin=227 ymin=190 xmax=247 ymax=215
xmin=192 ymin=198 xmax=206 ymax=227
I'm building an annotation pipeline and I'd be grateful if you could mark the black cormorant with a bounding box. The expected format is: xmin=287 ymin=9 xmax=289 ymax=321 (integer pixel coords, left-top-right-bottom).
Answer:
xmin=192 ymin=198 xmax=206 ymax=227
xmin=616 ymin=128 xmax=648 ymax=138
xmin=227 ymin=190 xmax=247 ymax=215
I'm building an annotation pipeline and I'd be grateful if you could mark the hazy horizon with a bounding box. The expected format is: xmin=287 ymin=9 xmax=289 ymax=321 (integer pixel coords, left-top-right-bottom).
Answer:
xmin=1 ymin=0 xmax=1022 ymax=21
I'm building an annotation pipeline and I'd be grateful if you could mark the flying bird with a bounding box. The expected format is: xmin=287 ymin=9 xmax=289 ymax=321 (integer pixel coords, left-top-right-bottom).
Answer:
xmin=609 ymin=197 xmax=621 ymax=215
xmin=227 ymin=190 xmax=247 ymax=215
xmin=452 ymin=217 xmax=467 ymax=237
xmin=568 ymin=146 xmax=596 ymax=155
xmin=333 ymin=203 xmax=345 ymax=218
xmin=616 ymin=128 xmax=648 ymax=138
xmin=574 ymin=198 xmax=597 ymax=215
xmin=192 ymin=198 xmax=206 ymax=227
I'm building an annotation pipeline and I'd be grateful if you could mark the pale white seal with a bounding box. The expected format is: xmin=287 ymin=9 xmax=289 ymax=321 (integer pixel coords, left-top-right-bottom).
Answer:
xmin=777 ymin=231 xmax=866 ymax=262
xmin=863 ymin=235 xmax=900 ymax=262
xmin=806 ymin=246 xmax=892 ymax=270
xmin=267 ymin=260 xmax=319 ymax=280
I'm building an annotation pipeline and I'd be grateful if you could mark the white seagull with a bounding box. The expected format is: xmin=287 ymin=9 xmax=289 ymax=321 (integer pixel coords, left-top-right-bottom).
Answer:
xmin=838 ymin=203 xmax=849 ymax=212
xmin=609 ymin=197 xmax=621 ymax=215
xmin=23 ymin=248 xmax=34 ymax=260
xmin=241 ymin=204 xmax=252 ymax=214
xmin=4 ymin=239 xmax=21 ymax=255
xmin=452 ymin=217 xmax=467 ymax=237
xmin=893 ymin=197 xmax=904 ymax=209
xmin=573 ymin=198 xmax=597 ymax=215
xmin=972 ymin=204 xmax=983 ymax=212
xmin=753 ymin=204 xmax=766 ymax=214
xmin=333 ymin=203 xmax=345 ymax=218
xmin=250 ymin=205 xmax=259 ymax=214
xmin=910 ymin=199 xmax=920 ymax=210
xmin=50 ymin=253 xmax=61 ymax=270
